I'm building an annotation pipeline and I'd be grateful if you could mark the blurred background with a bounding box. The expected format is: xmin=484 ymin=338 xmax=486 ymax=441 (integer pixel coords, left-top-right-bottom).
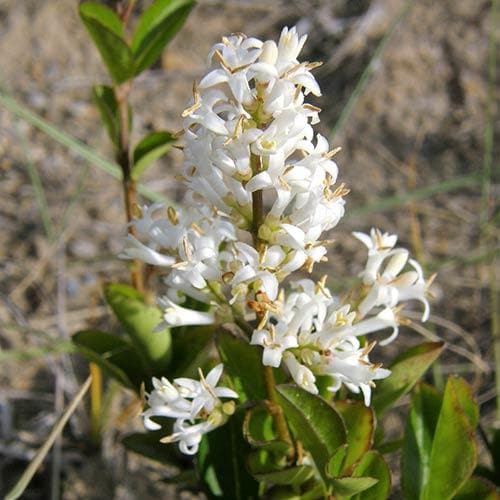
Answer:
xmin=0 ymin=0 xmax=498 ymax=498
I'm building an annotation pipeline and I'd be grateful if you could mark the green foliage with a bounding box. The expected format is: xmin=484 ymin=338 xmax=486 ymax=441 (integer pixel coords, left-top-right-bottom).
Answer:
xmin=104 ymin=283 xmax=172 ymax=374
xmin=372 ymin=341 xmax=444 ymax=416
xmin=80 ymin=0 xmax=194 ymax=83
xmin=275 ymin=385 xmax=346 ymax=484
xmin=350 ymin=451 xmax=391 ymax=500
xmin=402 ymin=377 xmax=480 ymax=500
xmin=217 ymin=331 xmax=268 ymax=401
xmin=132 ymin=130 xmax=176 ymax=180
xmin=329 ymin=477 xmax=379 ymax=497
xmin=92 ymin=85 xmax=120 ymax=146
xmin=454 ymin=477 xmax=498 ymax=499
xmin=169 ymin=325 xmax=214 ymax=377
xmin=334 ymin=400 xmax=375 ymax=473
xmin=122 ymin=429 xmax=180 ymax=465
xmin=131 ymin=0 xmax=195 ymax=75
xmin=73 ymin=329 xmax=145 ymax=391
xmin=198 ymin=408 xmax=260 ymax=499
xmin=79 ymin=2 xmax=134 ymax=84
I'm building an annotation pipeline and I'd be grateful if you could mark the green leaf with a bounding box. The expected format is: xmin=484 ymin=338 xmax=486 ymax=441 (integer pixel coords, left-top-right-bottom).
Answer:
xmin=327 ymin=445 xmax=348 ymax=478
xmin=72 ymin=329 xmax=145 ymax=391
xmin=122 ymin=429 xmax=180 ymax=465
xmin=104 ymin=283 xmax=172 ymax=374
xmin=131 ymin=0 xmax=195 ymax=75
xmin=275 ymin=385 xmax=346 ymax=483
xmin=253 ymin=465 xmax=315 ymax=487
xmin=372 ymin=341 xmax=444 ymax=416
xmin=79 ymin=2 xmax=134 ymax=83
xmin=351 ymin=451 xmax=391 ymax=500
xmin=216 ymin=331 xmax=268 ymax=402
xmin=169 ymin=325 xmax=214 ymax=377
xmin=198 ymin=408 xmax=259 ymax=499
xmin=92 ymin=85 xmax=119 ymax=146
xmin=401 ymin=383 xmax=442 ymax=500
xmin=334 ymin=400 xmax=375 ymax=472
xmin=454 ymin=476 xmax=499 ymax=500
xmin=330 ymin=477 xmax=379 ymax=497
xmin=424 ymin=376 xmax=479 ymax=499
xmin=131 ymin=131 xmax=176 ymax=180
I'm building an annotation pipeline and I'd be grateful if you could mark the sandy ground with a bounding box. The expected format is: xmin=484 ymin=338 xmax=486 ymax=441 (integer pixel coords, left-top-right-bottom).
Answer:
xmin=0 ymin=0 xmax=498 ymax=498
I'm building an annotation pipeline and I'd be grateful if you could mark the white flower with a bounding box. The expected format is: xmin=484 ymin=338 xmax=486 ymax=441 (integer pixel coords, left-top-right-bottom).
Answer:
xmin=251 ymin=324 xmax=298 ymax=367
xmin=283 ymin=352 xmax=318 ymax=394
xmin=143 ymin=364 xmax=238 ymax=455
xmin=157 ymin=296 xmax=215 ymax=328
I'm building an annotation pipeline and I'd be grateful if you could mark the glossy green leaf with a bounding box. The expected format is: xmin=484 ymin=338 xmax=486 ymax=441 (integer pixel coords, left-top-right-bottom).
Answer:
xmin=334 ymin=400 xmax=375 ymax=472
xmin=327 ymin=445 xmax=348 ymax=478
xmin=330 ymin=477 xmax=379 ymax=497
xmin=169 ymin=325 xmax=214 ymax=377
xmin=104 ymin=283 xmax=171 ymax=374
xmin=122 ymin=429 xmax=180 ymax=465
xmin=72 ymin=329 xmax=145 ymax=391
xmin=198 ymin=408 xmax=259 ymax=499
xmin=352 ymin=451 xmax=391 ymax=500
xmin=253 ymin=465 xmax=315 ymax=486
xmin=372 ymin=341 xmax=444 ymax=416
xmin=79 ymin=2 xmax=133 ymax=83
xmin=275 ymin=385 xmax=346 ymax=483
xmin=217 ymin=331 xmax=267 ymax=402
xmin=454 ymin=476 xmax=498 ymax=500
xmin=401 ymin=383 xmax=442 ymax=500
xmin=131 ymin=131 xmax=176 ymax=180
xmin=92 ymin=85 xmax=119 ymax=146
xmin=424 ymin=377 xmax=479 ymax=499
xmin=131 ymin=0 xmax=195 ymax=75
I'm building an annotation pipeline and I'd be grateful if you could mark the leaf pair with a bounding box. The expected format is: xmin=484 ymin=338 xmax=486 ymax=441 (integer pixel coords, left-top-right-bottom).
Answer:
xmin=80 ymin=0 xmax=195 ymax=83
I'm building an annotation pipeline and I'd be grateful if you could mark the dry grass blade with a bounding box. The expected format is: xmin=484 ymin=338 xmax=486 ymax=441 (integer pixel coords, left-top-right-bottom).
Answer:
xmin=0 ymin=91 xmax=168 ymax=204
xmin=329 ymin=0 xmax=412 ymax=141
xmin=5 ymin=376 xmax=91 ymax=500
xmin=346 ymin=172 xmax=481 ymax=219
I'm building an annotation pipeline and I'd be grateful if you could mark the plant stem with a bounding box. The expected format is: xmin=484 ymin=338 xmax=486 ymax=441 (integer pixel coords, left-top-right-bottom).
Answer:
xmin=115 ymin=81 xmax=145 ymax=293
xmin=250 ymin=152 xmax=294 ymax=458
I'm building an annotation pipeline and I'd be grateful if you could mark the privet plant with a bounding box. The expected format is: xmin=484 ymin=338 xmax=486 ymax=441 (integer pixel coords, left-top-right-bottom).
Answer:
xmin=63 ymin=2 xmax=499 ymax=500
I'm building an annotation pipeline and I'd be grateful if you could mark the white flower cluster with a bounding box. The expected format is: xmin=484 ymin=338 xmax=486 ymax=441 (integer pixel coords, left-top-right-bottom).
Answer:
xmin=123 ymin=27 xmax=432 ymax=414
xmin=143 ymin=364 xmax=238 ymax=455
xmin=251 ymin=229 xmax=432 ymax=405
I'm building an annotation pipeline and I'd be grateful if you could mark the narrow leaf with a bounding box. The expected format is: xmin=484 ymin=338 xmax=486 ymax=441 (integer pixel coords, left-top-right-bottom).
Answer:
xmin=131 ymin=0 xmax=195 ymax=75
xmin=79 ymin=2 xmax=133 ymax=83
xmin=73 ymin=329 xmax=145 ymax=391
xmin=372 ymin=341 xmax=444 ymax=416
xmin=275 ymin=385 xmax=346 ymax=483
xmin=401 ymin=383 xmax=442 ymax=500
xmin=131 ymin=130 xmax=176 ymax=180
xmin=104 ymin=283 xmax=172 ymax=374
xmin=352 ymin=451 xmax=391 ymax=500
xmin=424 ymin=377 xmax=479 ymax=499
